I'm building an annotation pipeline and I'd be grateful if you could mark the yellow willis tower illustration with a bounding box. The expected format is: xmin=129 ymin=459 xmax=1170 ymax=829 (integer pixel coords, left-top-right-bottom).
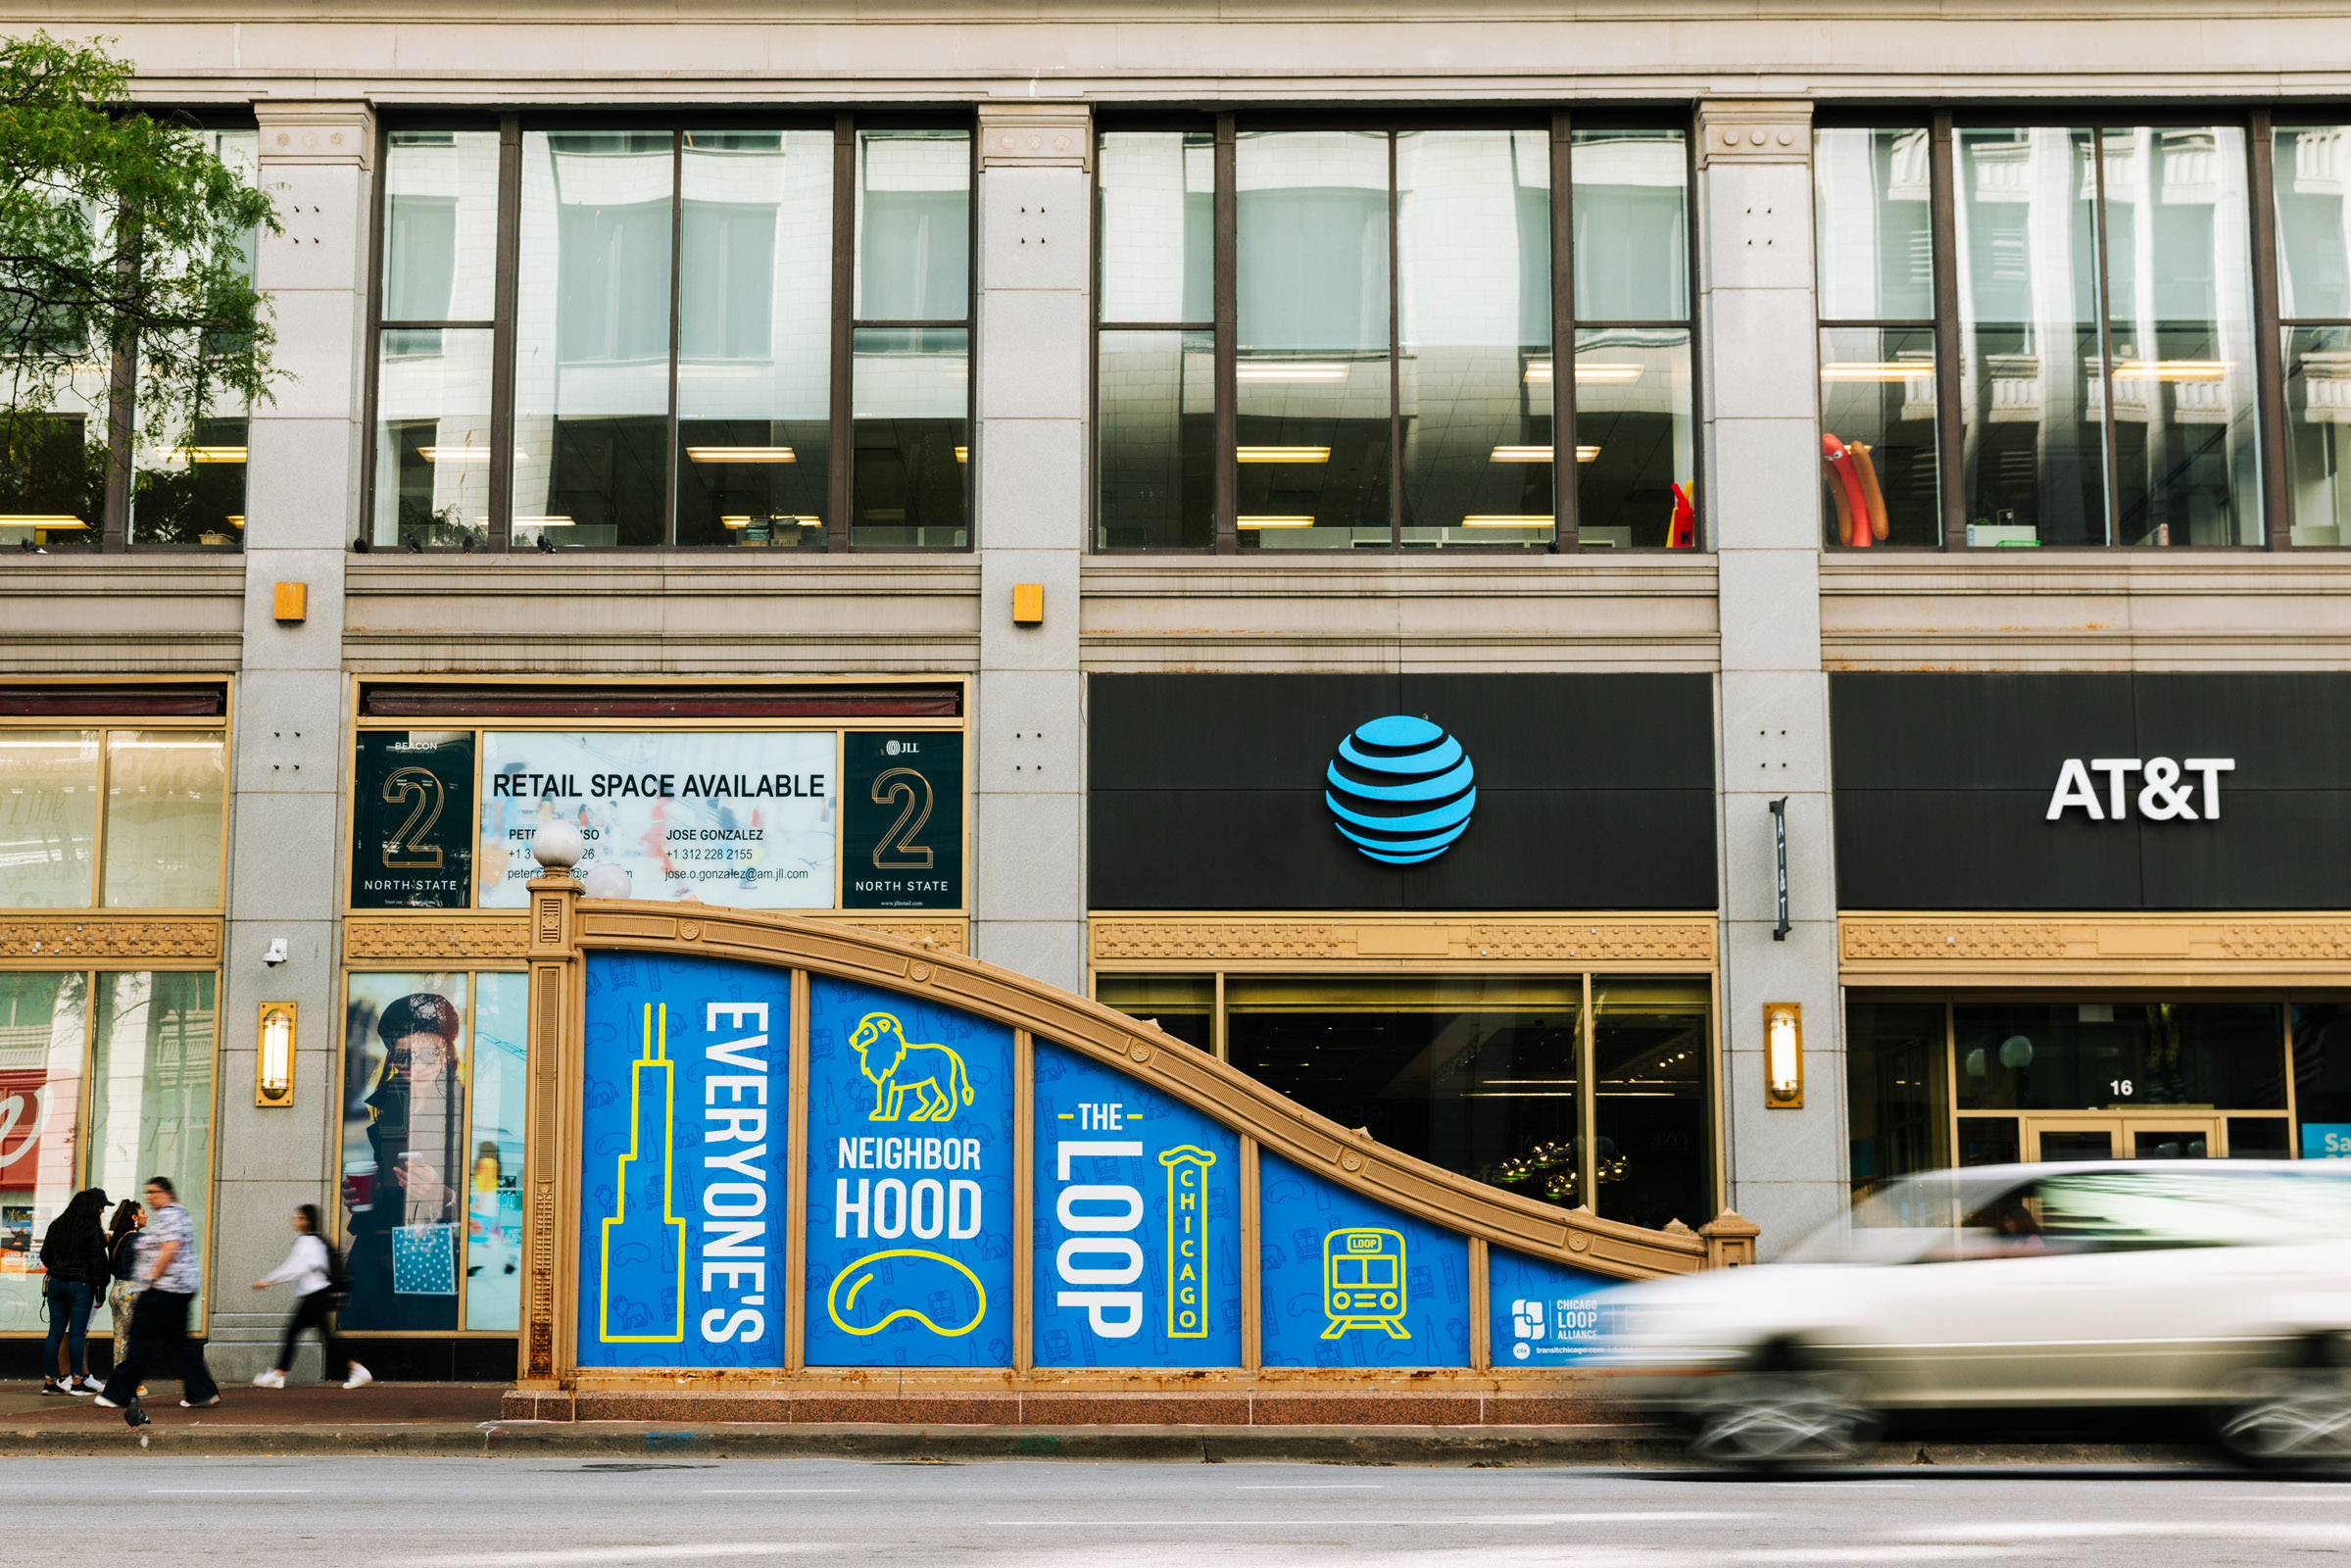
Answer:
xmin=600 ymin=1003 xmax=687 ymax=1343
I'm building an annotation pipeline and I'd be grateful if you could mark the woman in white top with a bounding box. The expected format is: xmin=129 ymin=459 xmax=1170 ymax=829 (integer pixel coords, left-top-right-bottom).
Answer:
xmin=251 ymin=1204 xmax=370 ymax=1390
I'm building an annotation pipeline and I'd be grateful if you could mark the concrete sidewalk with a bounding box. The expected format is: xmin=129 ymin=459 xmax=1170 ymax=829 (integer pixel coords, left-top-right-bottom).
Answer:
xmin=0 ymin=1383 xmax=2215 ymax=1466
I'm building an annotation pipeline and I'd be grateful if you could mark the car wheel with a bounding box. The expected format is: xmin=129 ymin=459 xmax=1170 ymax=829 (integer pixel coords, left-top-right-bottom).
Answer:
xmin=2219 ymin=1335 xmax=2351 ymax=1471
xmin=1690 ymin=1345 xmax=1880 ymax=1470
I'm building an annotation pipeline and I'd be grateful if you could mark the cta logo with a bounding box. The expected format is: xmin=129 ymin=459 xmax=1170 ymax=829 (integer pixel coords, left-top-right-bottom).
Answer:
xmin=1324 ymin=715 xmax=1476 ymax=864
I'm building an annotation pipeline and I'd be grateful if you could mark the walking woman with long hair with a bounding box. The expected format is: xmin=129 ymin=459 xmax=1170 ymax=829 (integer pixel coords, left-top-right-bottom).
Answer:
xmin=251 ymin=1204 xmax=369 ymax=1390
xmin=103 ymin=1199 xmax=143 ymax=1376
xmin=37 ymin=1187 xmax=109 ymax=1395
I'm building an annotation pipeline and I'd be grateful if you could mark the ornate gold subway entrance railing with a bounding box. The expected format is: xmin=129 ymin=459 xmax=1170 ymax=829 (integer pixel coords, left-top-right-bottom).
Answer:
xmin=513 ymin=876 xmax=1753 ymax=1414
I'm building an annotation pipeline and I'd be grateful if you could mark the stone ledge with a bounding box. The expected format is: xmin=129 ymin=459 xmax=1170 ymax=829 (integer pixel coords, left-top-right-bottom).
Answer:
xmin=505 ymin=1387 xmax=1619 ymax=1427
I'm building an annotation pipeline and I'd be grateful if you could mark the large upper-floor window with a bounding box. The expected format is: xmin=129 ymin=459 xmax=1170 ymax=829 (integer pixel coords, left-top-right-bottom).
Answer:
xmin=367 ymin=119 xmax=969 ymax=552
xmin=1095 ymin=117 xmax=1695 ymax=553
xmin=1819 ymin=118 xmax=2276 ymax=550
xmin=0 ymin=129 xmax=258 ymax=554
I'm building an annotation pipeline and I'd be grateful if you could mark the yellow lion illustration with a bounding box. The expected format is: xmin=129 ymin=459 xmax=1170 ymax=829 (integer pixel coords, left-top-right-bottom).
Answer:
xmin=849 ymin=1011 xmax=974 ymax=1123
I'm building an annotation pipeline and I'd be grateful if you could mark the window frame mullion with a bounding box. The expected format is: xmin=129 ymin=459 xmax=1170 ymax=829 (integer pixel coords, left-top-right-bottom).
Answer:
xmin=2249 ymin=111 xmax=2293 ymax=550
xmin=488 ymin=115 xmax=521 ymax=553
xmin=1387 ymin=129 xmax=1401 ymax=552
xmin=828 ymin=116 xmax=855 ymax=553
xmin=1213 ymin=114 xmax=1238 ymax=555
xmin=1550 ymin=112 xmax=1579 ymax=553
xmin=2090 ymin=125 xmax=2126 ymax=547
xmin=664 ymin=130 xmax=683 ymax=548
xmin=1931 ymin=113 xmax=1968 ymax=552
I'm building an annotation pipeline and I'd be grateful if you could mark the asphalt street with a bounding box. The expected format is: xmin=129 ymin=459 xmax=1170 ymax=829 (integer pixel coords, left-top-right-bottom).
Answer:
xmin=12 ymin=1456 xmax=2351 ymax=1566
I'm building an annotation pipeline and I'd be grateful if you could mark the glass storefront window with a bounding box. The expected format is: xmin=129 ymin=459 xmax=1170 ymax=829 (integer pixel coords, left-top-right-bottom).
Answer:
xmin=465 ymin=973 xmax=527 ymax=1330
xmin=1955 ymin=1001 xmax=2285 ymax=1111
xmin=1396 ymin=129 xmax=1554 ymax=548
xmin=1575 ymin=328 xmax=1692 ymax=548
xmin=1225 ymin=976 xmax=1586 ymax=1208
xmin=0 ymin=730 xmax=99 ymax=908
xmin=383 ymin=130 xmax=502 ymax=324
xmin=2099 ymin=126 xmax=2262 ymax=547
xmin=1098 ymin=329 xmax=1215 ymax=550
xmin=513 ymin=130 xmax=676 ymax=549
xmin=86 ymin=970 xmax=215 ymax=1328
xmin=0 ymin=972 xmax=87 ymax=1333
xmin=1956 ymin=126 xmax=2110 ymax=549
xmin=1570 ymin=129 xmax=1688 ymax=323
xmin=372 ymin=328 xmax=495 ymax=547
xmin=852 ymin=326 xmax=969 ymax=548
xmin=1236 ymin=130 xmax=1393 ymax=550
xmin=1098 ymin=131 xmax=1212 ymax=327
xmin=100 ymin=730 xmax=223 ymax=908
xmin=1819 ymin=328 xmax=1940 ymax=546
xmin=1846 ymin=999 xmax=1946 ymax=1194
xmin=1815 ymin=127 xmax=1935 ymax=323
xmin=1095 ymin=974 xmax=1213 ymax=1054
xmin=1593 ymin=977 xmax=1710 ymax=1231
xmin=2293 ymin=1003 xmax=2351 ymax=1157
xmin=676 ymin=129 xmax=832 ymax=551
xmin=340 ymin=970 xmax=529 ymax=1334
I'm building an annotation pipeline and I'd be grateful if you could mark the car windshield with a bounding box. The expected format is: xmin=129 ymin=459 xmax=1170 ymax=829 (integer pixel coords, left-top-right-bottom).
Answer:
xmin=1787 ymin=1164 xmax=2351 ymax=1263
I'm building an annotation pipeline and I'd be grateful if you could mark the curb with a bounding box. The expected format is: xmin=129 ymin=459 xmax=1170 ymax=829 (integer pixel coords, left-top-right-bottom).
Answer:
xmin=0 ymin=1420 xmax=2215 ymax=1467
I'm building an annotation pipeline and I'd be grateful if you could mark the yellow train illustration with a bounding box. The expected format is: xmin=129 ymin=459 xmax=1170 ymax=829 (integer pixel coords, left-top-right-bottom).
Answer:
xmin=1320 ymin=1227 xmax=1409 ymax=1340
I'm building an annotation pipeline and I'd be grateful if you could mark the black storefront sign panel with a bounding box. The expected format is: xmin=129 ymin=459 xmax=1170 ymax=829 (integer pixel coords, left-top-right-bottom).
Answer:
xmin=351 ymin=730 xmax=477 ymax=908
xmin=1089 ymin=674 xmax=1716 ymax=911
xmin=1831 ymin=672 xmax=2351 ymax=910
xmin=842 ymin=731 xmax=964 ymax=909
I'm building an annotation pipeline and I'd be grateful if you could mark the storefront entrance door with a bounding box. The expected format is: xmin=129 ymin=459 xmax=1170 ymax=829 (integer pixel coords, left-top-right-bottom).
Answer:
xmin=2023 ymin=1117 xmax=2225 ymax=1161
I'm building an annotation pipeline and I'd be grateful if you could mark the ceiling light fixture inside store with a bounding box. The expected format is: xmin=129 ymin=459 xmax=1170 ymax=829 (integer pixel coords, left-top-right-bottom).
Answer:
xmin=0 ymin=514 xmax=85 ymax=526
xmin=1237 ymin=515 xmax=1315 ymax=527
xmin=1238 ymin=446 xmax=1331 ymax=463
xmin=179 ymin=446 xmax=247 ymax=464
xmin=1461 ymin=514 xmax=1555 ymax=527
xmin=686 ymin=446 xmax=796 ymax=463
xmin=1821 ymin=362 xmax=1935 ymax=381
xmin=1237 ymin=363 xmax=1349 ymax=383
xmin=514 ymin=515 xmax=575 ymax=526
xmin=418 ymin=446 xmax=495 ymax=463
xmin=2111 ymin=360 xmax=2231 ymax=381
xmin=1524 ymin=362 xmax=1646 ymax=385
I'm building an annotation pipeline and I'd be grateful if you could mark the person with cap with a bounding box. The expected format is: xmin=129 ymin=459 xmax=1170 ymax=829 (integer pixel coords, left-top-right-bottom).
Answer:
xmin=93 ymin=1176 xmax=218 ymax=1426
xmin=342 ymin=991 xmax=465 ymax=1331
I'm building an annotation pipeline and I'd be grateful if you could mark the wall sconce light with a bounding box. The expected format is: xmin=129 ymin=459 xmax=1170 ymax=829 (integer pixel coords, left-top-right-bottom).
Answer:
xmin=257 ymin=1002 xmax=297 ymax=1107
xmin=1764 ymin=1003 xmax=1803 ymax=1108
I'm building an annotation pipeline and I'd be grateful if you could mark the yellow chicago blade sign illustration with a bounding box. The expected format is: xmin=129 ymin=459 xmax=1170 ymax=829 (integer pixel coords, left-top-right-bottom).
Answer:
xmin=600 ymin=1003 xmax=686 ymax=1343
xmin=825 ymin=1249 xmax=987 ymax=1337
xmin=1159 ymin=1146 xmax=1216 ymax=1339
xmin=851 ymin=1010 xmax=974 ymax=1122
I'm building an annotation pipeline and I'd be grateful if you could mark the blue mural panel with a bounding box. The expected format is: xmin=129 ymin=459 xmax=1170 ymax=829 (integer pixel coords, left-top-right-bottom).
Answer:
xmin=1488 ymin=1246 xmax=1621 ymax=1368
xmin=804 ymin=974 xmax=1015 ymax=1367
xmin=1031 ymin=1041 xmax=1243 ymax=1369
xmin=577 ymin=953 xmax=792 ymax=1368
xmin=1256 ymin=1152 xmax=1469 ymax=1369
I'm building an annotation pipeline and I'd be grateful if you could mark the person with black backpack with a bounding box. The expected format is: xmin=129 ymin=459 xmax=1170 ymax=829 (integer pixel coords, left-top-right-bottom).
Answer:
xmin=36 ymin=1187 xmax=110 ymax=1396
xmin=250 ymin=1203 xmax=370 ymax=1390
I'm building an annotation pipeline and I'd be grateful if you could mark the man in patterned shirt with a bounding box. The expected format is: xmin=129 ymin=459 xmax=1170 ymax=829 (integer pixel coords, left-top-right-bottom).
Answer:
xmin=95 ymin=1176 xmax=220 ymax=1426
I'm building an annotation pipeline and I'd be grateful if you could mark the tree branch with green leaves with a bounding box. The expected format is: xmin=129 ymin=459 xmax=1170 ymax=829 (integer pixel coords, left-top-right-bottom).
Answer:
xmin=0 ymin=31 xmax=278 ymax=540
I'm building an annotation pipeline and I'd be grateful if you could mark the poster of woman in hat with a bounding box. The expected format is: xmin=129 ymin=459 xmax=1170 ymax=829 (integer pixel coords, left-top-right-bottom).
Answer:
xmin=340 ymin=976 xmax=468 ymax=1331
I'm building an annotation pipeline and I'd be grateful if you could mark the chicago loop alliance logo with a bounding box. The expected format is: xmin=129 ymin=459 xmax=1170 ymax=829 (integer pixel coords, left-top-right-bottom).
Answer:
xmin=1324 ymin=715 xmax=1477 ymax=864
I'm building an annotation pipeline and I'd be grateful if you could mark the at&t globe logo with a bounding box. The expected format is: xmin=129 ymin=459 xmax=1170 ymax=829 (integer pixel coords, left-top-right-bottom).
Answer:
xmin=1324 ymin=715 xmax=1476 ymax=864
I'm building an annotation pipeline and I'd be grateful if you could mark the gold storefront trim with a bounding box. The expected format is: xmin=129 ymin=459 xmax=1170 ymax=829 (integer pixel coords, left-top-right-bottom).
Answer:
xmin=346 ymin=911 xmax=965 ymax=963
xmin=1841 ymin=911 xmax=2351 ymax=988
xmin=0 ymin=916 xmax=221 ymax=962
xmin=1090 ymin=913 xmax=1715 ymax=967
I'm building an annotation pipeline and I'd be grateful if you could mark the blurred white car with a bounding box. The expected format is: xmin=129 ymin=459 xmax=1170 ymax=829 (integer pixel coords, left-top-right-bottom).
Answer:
xmin=1605 ymin=1161 xmax=2351 ymax=1466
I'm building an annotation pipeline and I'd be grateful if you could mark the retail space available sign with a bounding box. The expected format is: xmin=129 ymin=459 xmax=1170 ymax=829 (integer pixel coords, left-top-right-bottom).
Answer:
xmin=571 ymin=953 xmax=1619 ymax=1373
xmin=480 ymin=731 xmax=837 ymax=908
xmin=353 ymin=727 xmax=962 ymax=911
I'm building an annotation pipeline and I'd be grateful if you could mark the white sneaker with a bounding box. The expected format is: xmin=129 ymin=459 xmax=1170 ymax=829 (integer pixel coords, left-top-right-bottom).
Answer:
xmin=342 ymin=1363 xmax=372 ymax=1390
xmin=251 ymin=1369 xmax=285 ymax=1389
xmin=92 ymin=1394 xmax=122 ymax=1409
